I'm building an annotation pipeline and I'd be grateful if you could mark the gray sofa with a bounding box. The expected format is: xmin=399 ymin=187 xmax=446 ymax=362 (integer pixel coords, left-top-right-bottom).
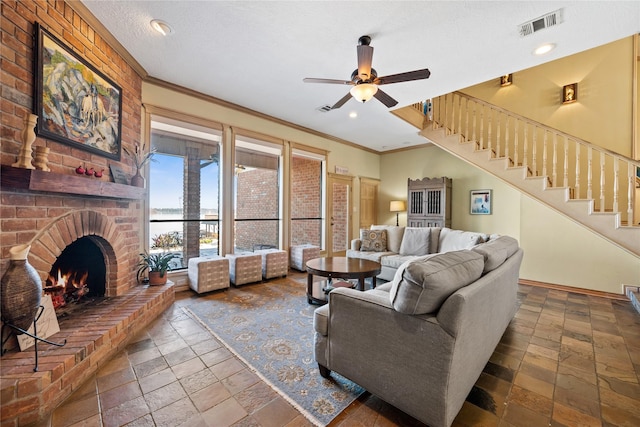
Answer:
xmin=314 ymin=235 xmax=523 ymax=427
xmin=348 ymin=226 xmax=489 ymax=281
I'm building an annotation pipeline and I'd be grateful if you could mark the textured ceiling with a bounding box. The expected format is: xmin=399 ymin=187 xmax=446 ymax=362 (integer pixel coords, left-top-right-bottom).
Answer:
xmin=81 ymin=1 xmax=640 ymax=152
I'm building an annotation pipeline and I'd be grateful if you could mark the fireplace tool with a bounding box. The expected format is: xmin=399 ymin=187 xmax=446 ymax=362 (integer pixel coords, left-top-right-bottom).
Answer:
xmin=1 ymin=306 xmax=67 ymax=372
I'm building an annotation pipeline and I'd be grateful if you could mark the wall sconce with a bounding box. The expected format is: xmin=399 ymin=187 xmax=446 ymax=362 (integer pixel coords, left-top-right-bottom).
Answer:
xmin=562 ymin=83 xmax=577 ymax=104
xmin=389 ymin=200 xmax=406 ymax=226
xmin=500 ymin=74 xmax=513 ymax=87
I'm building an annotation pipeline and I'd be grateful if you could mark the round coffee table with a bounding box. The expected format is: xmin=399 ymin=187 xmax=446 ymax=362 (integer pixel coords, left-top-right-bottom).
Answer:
xmin=305 ymin=257 xmax=381 ymax=304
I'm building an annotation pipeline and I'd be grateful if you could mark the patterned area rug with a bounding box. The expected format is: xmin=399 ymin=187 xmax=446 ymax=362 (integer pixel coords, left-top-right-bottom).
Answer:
xmin=184 ymin=277 xmax=364 ymax=426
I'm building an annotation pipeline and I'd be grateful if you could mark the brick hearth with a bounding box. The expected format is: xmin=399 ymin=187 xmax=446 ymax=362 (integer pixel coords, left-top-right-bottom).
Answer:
xmin=0 ymin=283 xmax=174 ymax=426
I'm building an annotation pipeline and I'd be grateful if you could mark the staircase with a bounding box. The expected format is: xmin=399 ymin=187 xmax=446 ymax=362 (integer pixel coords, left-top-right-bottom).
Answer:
xmin=417 ymin=91 xmax=640 ymax=257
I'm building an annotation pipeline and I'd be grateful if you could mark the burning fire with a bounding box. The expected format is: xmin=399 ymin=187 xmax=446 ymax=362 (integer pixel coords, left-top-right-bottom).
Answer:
xmin=45 ymin=269 xmax=90 ymax=309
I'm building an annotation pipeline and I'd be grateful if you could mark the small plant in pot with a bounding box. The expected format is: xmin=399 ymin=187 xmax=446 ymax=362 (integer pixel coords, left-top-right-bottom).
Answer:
xmin=137 ymin=251 xmax=178 ymax=286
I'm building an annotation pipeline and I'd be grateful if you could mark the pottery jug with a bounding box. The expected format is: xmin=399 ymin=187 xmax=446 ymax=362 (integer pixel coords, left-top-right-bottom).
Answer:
xmin=0 ymin=244 xmax=42 ymax=333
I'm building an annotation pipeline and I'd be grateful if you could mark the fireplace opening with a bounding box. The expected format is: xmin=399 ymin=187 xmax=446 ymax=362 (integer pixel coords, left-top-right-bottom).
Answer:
xmin=45 ymin=237 xmax=106 ymax=315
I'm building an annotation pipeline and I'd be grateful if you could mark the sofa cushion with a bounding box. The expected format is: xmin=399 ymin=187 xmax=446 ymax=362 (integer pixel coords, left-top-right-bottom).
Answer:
xmin=360 ymin=229 xmax=387 ymax=252
xmin=389 ymin=250 xmax=484 ymax=315
xmin=472 ymin=235 xmax=519 ymax=273
xmin=428 ymin=227 xmax=442 ymax=253
xmin=439 ymin=229 xmax=485 ymax=253
xmin=399 ymin=227 xmax=431 ymax=256
xmin=381 ymin=254 xmax=430 ymax=270
xmin=371 ymin=225 xmax=405 ymax=253
xmin=346 ymin=249 xmax=394 ymax=262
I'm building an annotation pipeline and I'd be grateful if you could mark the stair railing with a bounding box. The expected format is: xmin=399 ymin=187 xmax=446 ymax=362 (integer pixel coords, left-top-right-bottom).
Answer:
xmin=430 ymin=91 xmax=640 ymax=226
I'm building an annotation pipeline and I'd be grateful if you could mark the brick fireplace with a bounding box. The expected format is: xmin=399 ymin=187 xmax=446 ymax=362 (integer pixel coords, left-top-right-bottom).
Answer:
xmin=0 ymin=2 xmax=175 ymax=425
xmin=0 ymin=168 xmax=175 ymax=426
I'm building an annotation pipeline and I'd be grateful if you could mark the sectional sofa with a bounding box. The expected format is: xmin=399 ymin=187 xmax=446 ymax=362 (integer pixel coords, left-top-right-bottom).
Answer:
xmin=347 ymin=225 xmax=491 ymax=281
xmin=315 ymin=232 xmax=523 ymax=427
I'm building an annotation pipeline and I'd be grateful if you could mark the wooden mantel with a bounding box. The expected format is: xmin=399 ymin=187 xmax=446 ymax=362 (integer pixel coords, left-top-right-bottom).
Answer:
xmin=1 ymin=165 xmax=146 ymax=200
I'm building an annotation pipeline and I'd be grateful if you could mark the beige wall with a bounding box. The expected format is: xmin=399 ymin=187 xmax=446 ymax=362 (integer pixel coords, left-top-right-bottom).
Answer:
xmin=460 ymin=37 xmax=635 ymax=158
xmin=520 ymin=196 xmax=639 ymax=293
xmin=381 ymin=145 xmax=639 ymax=294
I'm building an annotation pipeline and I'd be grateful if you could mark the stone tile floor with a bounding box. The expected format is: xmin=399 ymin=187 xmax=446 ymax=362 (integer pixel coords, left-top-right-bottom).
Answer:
xmin=41 ymin=273 xmax=640 ymax=426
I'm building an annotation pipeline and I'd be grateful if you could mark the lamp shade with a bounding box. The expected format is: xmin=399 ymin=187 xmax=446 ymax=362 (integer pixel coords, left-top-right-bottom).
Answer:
xmin=389 ymin=200 xmax=406 ymax=212
xmin=350 ymin=83 xmax=378 ymax=103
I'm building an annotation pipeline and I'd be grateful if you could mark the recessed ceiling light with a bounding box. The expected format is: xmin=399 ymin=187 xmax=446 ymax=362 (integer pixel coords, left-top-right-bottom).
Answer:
xmin=150 ymin=19 xmax=173 ymax=36
xmin=349 ymin=111 xmax=358 ymax=118
xmin=533 ymin=43 xmax=556 ymax=55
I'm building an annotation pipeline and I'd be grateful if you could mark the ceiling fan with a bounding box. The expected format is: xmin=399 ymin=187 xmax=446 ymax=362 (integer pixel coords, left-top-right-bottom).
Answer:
xmin=303 ymin=35 xmax=431 ymax=110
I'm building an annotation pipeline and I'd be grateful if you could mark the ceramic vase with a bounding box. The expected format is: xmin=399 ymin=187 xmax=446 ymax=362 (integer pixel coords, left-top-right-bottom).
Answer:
xmin=131 ymin=169 xmax=145 ymax=187
xmin=0 ymin=244 xmax=42 ymax=333
xmin=12 ymin=114 xmax=38 ymax=169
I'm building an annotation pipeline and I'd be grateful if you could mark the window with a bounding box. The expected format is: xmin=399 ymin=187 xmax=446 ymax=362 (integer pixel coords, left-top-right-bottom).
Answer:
xmin=290 ymin=149 xmax=325 ymax=249
xmin=149 ymin=119 xmax=220 ymax=269
xmin=234 ymin=137 xmax=282 ymax=252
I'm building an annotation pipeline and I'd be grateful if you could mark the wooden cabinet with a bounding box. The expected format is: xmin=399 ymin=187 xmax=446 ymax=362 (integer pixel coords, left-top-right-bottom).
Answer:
xmin=407 ymin=177 xmax=452 ymax=228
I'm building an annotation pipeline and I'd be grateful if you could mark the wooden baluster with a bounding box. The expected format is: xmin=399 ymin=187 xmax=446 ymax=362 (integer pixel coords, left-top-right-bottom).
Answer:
xmin=563 ymin=136 xmax=569 ymax=189
xmin=628 ymin=163 xmax=634 ymax=226
xmin=464 ymin=98 xmax=470 ymax=142
xmin=445 ymin=94 xmax=450 ymax=134
xmin=505 ymin=116 xmax=510 ymax=164
xmin=457 ymin=95 xmax=463 ymax=138
xmin=542 ymin=130 xmax=548 ymax=183
xmin=613 ymin=157 xmax=619 ymax=214
xmin=496 ymin=112 xmax=501 ymax=158
xmin=523 ymin=123 xmax=528 ymax=174
xmin=487 ymin=108 xmax=493 ymax=157
xmin=513 ymin=120 xmax=519 ymax=168
xmin=575 ymin=142 xmax=581 ymax=199
xmin=599 ymin=153 xmax=605 ymax=212
xmin=472 ymin=101 xmax=477 ymax=145
xmin=447 ymin=93 xmax=456 ymax=135
xmin=587 ymin=147 xmax=593 ymax=200
xmin=479 ymin=105 xmax=485 ymax=150
xmin=532 ymin=126 xmax=537 ymax=177
xmin=551 ymin=133 xmax=557 ymax=187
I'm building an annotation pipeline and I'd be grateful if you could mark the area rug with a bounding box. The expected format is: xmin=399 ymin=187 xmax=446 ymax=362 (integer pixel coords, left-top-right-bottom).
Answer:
xmin=183 ymin=277 xmax=364 ymax=426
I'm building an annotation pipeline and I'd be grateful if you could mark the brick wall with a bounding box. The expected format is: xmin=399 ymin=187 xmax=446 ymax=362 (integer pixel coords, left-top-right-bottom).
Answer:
xmin=291 ymin=156 xmax=322 ymax=246
xmin=235 ymin=168 xmax=279 ymax=251
xmin=1 ymin=0 xmax=143 ymax=290
xmin=0 ymin=3 xmax=156 ymax=425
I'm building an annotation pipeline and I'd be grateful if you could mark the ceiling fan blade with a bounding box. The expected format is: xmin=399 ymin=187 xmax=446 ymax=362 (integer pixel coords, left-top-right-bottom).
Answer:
xmin=374 ymin=68 xmax=431 ymax=85
xmin=373 ymin=89 xmax=398 ymax=108
xmin=331 ymin=92 xmax=353 ymax=110
xmin=303 ymin=78 xmax=353 ymax=85
xmin=357 ymin=44 xmax=374 ymax=80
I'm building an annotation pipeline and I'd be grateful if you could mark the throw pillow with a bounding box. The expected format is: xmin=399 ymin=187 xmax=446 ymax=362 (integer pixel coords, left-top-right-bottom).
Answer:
xmin=371 ymin=225 xmax=405 ymax=253
xmin=360 ymin=229 xmax=387 ymax=252
xmin=439 ymin=229 xmax=485 ymax=253
xmin=399 ymin=227 xmax=430 ymax=256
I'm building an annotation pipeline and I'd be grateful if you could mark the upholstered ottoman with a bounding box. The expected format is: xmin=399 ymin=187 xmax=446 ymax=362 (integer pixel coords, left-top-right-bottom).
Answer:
xmin=225 ymin=253 xmax=262 ymax=286
xmin=255 ymin=248 xmax=288 ymax=279
xmin=188 ymin=256 xmax=230 ymax=294
xmin=290 ymin=244 xmax=320 ymax=271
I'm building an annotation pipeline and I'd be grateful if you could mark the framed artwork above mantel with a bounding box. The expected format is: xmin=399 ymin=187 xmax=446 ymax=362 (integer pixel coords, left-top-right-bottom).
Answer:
xmin=34 ymin=22 xmax=123 ymax=160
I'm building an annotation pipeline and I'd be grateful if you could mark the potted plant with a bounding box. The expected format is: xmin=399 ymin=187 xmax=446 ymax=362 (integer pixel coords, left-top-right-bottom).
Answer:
xmin=137 ymin=251 xmax=178 ymax=285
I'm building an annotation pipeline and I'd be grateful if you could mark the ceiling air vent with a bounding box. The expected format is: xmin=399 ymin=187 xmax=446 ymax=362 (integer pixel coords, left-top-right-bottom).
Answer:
xmin=317 ymin=105 xmax=332 ymax=112
xmin=518 ymin=9 xmax=563 ymax=37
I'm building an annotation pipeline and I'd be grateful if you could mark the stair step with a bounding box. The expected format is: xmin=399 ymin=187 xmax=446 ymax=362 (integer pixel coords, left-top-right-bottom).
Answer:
xmin=626 ymin=288 xmax=640 ymax=316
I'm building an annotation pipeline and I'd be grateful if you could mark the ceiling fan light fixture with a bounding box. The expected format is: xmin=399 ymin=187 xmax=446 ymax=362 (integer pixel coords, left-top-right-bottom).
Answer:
xmin=150 ymin=19 xmax=173 ymax=36
xmin=350 ymin=83 xmax=378 ymax=103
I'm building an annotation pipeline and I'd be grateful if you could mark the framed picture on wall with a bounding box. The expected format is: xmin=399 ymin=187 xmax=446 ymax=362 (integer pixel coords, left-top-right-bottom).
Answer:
xmin=34 ymin=22 xmax=122 ymax=160
xmin=470 ymin=189 xmax=492 ymax=215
